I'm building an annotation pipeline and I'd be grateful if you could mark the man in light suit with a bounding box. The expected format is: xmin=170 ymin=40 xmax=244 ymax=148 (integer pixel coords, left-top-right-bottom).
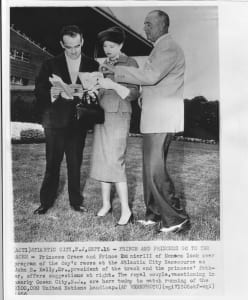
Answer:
xmin=34 ymin=25 xmax=99 ymax=214
xmin=101 ymin=10 xmax=190 ymax=233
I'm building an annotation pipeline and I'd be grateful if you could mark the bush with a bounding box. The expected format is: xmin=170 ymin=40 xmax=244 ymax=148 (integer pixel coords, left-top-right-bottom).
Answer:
xmin=11 ymin=122 xmax=44 ymax=143
xmin=184 ymin=96 xmax=219 ymax=141
xmin=20 ymin=129 xmax=45 ymax=142
xmin=11 ymin=89 xmax=41 ymax=124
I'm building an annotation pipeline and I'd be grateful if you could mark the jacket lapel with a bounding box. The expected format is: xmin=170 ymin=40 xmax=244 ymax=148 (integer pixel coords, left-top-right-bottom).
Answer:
xmin=76 ymin=54 xmax=92 ymax=84
xmin=57 ymin=53 xmax=71 ymax=84
xmin=76 ymin=55 xmax=85 ymax=84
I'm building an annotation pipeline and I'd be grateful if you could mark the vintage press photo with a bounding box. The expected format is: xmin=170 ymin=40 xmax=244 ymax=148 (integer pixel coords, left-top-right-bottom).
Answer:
xmin=2 ymin=0 xmax=247 ymax=299
xmin=10 ymin=4 xmax=220 ymax=242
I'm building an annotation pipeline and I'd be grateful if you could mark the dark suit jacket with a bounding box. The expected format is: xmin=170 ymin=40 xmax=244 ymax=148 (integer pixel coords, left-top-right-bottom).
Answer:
xmin=35 ymin=53 xmax=99 ymax=128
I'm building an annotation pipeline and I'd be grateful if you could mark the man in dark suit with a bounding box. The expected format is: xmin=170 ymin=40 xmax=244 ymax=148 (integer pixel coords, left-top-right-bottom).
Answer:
xmin=34 ymin=25 xmax=99 ymax=214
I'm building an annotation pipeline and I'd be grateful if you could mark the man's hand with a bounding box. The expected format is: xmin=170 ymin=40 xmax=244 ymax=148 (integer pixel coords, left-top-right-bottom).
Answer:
xmin=99 ymin=64 xmax=115 ymax=76
xmin=51 ymin=85 xmax=85 ymax=101
xmin=50 ymin=86 xmax=62 ymax=102
xmin=70 ymin=84 xmax=84 ymax=99
xmin=50 ymin=85 xmax=75 ymax=101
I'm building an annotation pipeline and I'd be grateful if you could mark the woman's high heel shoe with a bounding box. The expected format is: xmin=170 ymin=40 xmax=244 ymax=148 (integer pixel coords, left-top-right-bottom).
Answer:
xmin=115 ymin=213 xmax=134 ymax=226
xmin=96 ymin=207 xmax=112 ymax=217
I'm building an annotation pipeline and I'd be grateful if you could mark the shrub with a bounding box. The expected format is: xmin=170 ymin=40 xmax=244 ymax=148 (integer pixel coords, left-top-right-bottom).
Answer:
xmin=11 ymin=122 xmax=44 ymax=143
xmin=184 ymin=96 xmax=219 ymax=141
xmin=11 ymin=89 xmax=41 ymax=124
xmin=20 ymin=129 xmax=45 ymax=142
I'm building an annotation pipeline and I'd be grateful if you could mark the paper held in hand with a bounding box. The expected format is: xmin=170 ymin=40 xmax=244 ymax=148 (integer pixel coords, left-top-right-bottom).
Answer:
xmin=49 ymin=74 xmax=74 ymax=99
xmin=78 ymin=72 xmax=103 ymax=90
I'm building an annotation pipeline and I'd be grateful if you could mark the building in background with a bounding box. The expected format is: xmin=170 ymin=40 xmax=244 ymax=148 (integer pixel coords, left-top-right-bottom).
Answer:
xmin=10 ymin=26 xmax=53 ymax=87
xmin=10 ymin=7 xmax=151 ymax=87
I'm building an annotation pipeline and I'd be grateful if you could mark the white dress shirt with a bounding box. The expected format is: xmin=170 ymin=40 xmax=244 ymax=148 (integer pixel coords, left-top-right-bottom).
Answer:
xmin=65 ymin=54 xmax=81 ymax=84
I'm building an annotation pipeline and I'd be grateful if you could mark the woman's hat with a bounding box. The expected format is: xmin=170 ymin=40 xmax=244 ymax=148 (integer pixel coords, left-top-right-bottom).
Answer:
xmin=97 ymin=27 xmax=126 ymax=45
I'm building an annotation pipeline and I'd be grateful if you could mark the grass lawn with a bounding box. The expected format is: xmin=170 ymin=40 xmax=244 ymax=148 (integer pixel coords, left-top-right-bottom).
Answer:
xmin=12 ymin=134 xmax=220 ymax=242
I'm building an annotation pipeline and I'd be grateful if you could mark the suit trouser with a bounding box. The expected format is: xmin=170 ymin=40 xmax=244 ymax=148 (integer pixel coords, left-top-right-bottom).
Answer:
xmin=143 ymin=133 xmax=189 ymax=227
xmin=40 ymin=126 xmax=87 ymax=208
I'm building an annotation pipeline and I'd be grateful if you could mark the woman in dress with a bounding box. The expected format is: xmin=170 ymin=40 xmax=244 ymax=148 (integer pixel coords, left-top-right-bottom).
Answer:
xmin=90 ymin=27 xmax=140 ymax=225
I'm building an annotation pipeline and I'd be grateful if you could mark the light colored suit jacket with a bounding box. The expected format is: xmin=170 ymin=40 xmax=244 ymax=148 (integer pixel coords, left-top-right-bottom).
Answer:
xmin=115 ymin=33 xmax=185 ymax=133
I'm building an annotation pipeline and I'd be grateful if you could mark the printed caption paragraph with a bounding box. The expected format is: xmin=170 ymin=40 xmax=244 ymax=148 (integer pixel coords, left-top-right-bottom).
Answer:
xmin=14 ymin=242 xmax=222 ymax=295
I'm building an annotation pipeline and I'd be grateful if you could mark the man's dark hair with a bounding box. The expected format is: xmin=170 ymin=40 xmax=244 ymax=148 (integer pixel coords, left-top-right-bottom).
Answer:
xmin=151 ymin=10 xmax=170 ymax=28
xmin=59 ymin=25 xmax=83 ymax=41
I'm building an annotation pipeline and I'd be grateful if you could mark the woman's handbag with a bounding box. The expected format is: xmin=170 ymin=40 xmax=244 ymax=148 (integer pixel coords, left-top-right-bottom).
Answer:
xmin=76 ymin=90 xmax=104 ymax=127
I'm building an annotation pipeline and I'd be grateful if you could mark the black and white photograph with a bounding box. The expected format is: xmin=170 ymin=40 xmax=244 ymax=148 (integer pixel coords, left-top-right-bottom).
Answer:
xmin=10 ymin=4 xmax=219 ymax=242
xmin=2 ymin=0 xmax=248 ymax=299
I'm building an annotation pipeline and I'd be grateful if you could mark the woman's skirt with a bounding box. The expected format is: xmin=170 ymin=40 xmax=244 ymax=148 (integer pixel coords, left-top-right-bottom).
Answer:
xmin=90 ymin=112 xmax=131 ymax=182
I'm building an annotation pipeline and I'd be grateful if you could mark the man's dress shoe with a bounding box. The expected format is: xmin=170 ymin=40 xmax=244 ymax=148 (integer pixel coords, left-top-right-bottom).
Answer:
xmin=33 ymin=205 xmax=50 ymax=215
xmin=71 ymin=205 xmax=88 ymax=213
xmin=159 ymin=219 xmax=190 ymax=233
xmin=137 ymin=219 xmax=157 ymax=226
